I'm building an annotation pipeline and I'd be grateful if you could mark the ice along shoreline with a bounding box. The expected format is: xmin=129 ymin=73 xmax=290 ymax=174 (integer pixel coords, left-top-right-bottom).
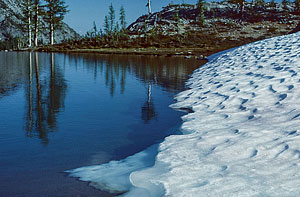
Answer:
xmin=68 ymin=32 xmax=300 ymax=196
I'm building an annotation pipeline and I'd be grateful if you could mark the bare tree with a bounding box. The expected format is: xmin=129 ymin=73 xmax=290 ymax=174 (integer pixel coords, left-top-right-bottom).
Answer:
xmin=33 ymin=0 xmax=40 ymax=47
xmin=147 ymin=0 xmax=152 ymax=14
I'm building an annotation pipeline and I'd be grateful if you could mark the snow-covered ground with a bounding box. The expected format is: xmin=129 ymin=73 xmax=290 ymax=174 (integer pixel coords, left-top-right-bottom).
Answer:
xmin=68 ymin=32 xmax=300 ymax=196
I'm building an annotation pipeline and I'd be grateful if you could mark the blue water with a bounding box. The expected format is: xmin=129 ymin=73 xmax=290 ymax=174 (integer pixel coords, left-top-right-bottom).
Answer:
xmin=0 ymin=52 xmax=202 ymax=196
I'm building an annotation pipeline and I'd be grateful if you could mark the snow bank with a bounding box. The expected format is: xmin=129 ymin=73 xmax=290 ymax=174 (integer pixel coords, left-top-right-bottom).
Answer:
xmin=68 ymin=32 xmax=300 ymax=196
xmin=66 ymin=144 xmax=163 ymax=195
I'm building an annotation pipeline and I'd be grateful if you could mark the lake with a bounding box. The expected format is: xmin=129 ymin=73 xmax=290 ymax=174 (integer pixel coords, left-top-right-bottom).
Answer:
xmin=0 ymin=52 xmax=202 ymax=196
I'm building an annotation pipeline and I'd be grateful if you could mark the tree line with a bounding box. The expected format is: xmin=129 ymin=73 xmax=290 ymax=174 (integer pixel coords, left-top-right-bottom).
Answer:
xmin=66 ymin=1 xmax=207 ymax=48
xmin=20 ymin=0 xmax=68 ymax=48
xmin=3 ymin=0 xmax=299 ymax=50
xmin=81 ymin=4 xmax=129 ymax=47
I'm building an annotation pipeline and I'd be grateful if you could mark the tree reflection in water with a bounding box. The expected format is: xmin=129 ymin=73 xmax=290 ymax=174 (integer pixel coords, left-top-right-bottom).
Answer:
xmin=70 ymin=54 xmax=201 ymax=95
xmin=24 ymin=53 xmax=67 ymax=144
xmin=141 ymin=81 xmax=156 ymax=123
xmin=0 ymin=52 xmax=202 ymax=144
xmin=68 ymin=54 xmax=202 ymax=124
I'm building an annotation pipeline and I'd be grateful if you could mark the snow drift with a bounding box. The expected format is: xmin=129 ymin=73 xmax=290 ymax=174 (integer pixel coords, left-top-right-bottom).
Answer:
xmin=68 ymin=32 xmax=300 ymax=196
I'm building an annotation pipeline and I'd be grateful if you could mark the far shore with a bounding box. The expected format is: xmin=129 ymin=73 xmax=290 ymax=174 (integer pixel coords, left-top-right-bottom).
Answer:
xmin=11 ymin=44 xmax=245 ymax=61
xmin=41 ymin=47 xmax=213 ymax=59
xmin=5 ymin=31 xmax=291 ymax=61
xmin=10 ymin=32 xmax=290 ymax=60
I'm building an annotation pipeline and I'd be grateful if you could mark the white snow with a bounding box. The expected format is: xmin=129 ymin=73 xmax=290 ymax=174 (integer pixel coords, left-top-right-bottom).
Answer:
xmin=68 ymin=32 xmax=300 ymax=196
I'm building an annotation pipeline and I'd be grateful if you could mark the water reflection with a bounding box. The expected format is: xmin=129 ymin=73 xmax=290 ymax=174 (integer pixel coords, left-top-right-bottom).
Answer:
xmin=0 ymin=53 xmax=27 ymax=96
xmin=0 ymin=52 xmax=204 ymax=196
xmin=67 ymin=54 xmax=201 ymax=93
xmin=142 ymin=81 xmax=156 ymax=123
xmin=66 ymin=54 xmax=202 ymax=125
xmin=0 ymin=52 xmax=202 ymax=144
xmin=24 ymin=53 xmax=67 ymax=144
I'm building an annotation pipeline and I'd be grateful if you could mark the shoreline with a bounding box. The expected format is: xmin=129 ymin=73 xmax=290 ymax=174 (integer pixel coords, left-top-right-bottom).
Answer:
xmin=68 ymin=31 xmax=300 ymax=197
xmin=12 ymin=45 xmax=241 ymax=61
xmin=13 ymin=32 xmax=290 ymax=60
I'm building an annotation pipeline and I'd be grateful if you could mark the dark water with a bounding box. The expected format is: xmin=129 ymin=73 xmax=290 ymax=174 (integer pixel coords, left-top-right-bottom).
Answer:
xmin=0 ymin=52 xmax=202 ymax=196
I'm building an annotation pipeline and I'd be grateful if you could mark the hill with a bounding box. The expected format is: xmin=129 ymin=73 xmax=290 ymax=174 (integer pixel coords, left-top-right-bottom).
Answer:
xmin=127 ymin=1 xmax=299 ymax=50
xmin=39 ymin=1 xmax=300 ymax=58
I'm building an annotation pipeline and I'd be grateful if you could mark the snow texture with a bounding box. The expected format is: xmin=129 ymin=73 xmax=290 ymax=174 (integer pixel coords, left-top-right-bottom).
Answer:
xmin=68 ymin=32 xmax=300 ymax=196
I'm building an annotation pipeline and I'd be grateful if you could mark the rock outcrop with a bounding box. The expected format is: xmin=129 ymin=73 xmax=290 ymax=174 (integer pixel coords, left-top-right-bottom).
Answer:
xmin=128 ymin=2 xmax=300 ymax=40
xmin=290 ymin=21 xmax=300 ymax=33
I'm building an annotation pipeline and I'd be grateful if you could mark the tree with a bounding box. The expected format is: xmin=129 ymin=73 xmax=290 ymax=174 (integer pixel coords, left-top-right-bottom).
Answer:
xmin=92 ymin=21 xmax=98 ymax=37
xmin=295 ymin=0 xmax=300 ymax=14
xmin=108 ymin=3 xmax=115 ymax=35
xmin=119 ymin=5 xmax=127 ymax=31
xmin=104 ymin=15 xmax=110 ymax=35
xmin=146 ymin=0 xmax=152 ymax=14
xmin=196 ymin=0 xmax=205 ymax=26
xmin=229 ymin=0 xmax=245 ymax=17
xmin=33 ymin=0 xmax=41 ymax=47
xmin=44 ymin=0 xmax=68 ymax=45
xmin=282 ymin=0 xmax=290 ymax=10
xmin=114 ymin=22 xmax=120 ymax=34
xmin=269 ymin=0 xmax=276 ymax=9
xmin=255 ymin=0 xmax=265 ymax=7
xmin=114 ymin=22 xmax=120 ymax=42
xmin=20 ymin=0 xmax=34 ymax=48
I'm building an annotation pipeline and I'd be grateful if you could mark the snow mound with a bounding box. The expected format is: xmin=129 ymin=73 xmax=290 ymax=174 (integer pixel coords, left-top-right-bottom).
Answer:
xmin=68 ymin=32 xmax=300 ymax=196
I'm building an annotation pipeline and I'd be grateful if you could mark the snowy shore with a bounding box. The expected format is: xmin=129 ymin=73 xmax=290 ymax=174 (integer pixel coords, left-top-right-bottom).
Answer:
xmin=68 ymin=32 xmax=300 ymax=196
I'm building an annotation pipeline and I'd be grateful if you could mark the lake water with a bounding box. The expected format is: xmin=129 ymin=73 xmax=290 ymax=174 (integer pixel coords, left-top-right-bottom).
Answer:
xmin=0 ymin=52 xmax=202 ymax=196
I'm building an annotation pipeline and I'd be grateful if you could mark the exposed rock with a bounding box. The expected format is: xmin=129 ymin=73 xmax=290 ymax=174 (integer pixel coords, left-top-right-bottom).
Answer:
xmin=0 ymin=0 xmax=79 ymax=45
xmin=290 ymin=21 xmax=300 ymax=33
xmin=128 ymin=1 xmax=300 ymax=40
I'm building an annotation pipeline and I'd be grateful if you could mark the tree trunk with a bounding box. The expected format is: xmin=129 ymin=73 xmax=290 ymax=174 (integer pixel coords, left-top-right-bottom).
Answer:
xmin=28 ymin=2 xmax=32 ymax=48
xmin=239 ymin=0 xmax=244 ymax=18
xmin=28 ymin=17 xmax=32 ymax=48
xmin=148 ymin=0 xmax=152 ymax=14
xmin=50 ymin=22 xmax=54 ymax=45
xmin=34 ymin=0 xmax=39 ymax=47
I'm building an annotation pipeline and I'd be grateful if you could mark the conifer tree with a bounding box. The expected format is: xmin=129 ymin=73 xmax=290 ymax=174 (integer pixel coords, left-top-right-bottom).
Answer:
xmin=119 ymin=5 xmax=127 ymax=31
xmin=269 ymin=0 xmax=276 ymax=8
xmin=255 ymin=0 xmax=265 ymax=7
xmin=174 ymin=10 xmax=180 ymax=22
xmin=282 ymin=0 xmax=290 ymax=10
xmin=295 ymin=0 xmax=300 ymax=14
xmin=92 ymin=21 xmax=98 ymax=37
xmin=229 ymin=0 xmax=245 ymax=17
xmin=104 ymin=15 xmax=110 ymax=35
xmin=44 ymin=0 xmax=68 ymax=45
xmin=108 ymin=4 xmax=115 ymax=35
xmin=114 ymin=22 xmax=120 ymax=42
xmin=115 ymin=22 xmax=120 ymax=34
xmin=197 ymin=0 xmax=205 ymax=26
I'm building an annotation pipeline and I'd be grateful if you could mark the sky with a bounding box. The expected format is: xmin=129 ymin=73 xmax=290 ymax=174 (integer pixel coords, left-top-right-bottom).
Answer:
xmin=63 ymin=0 xmax=198 ymax=35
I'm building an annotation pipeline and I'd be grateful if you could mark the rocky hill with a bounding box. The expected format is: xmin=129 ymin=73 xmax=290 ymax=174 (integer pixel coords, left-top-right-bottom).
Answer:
xmin=40 ymin=1 xmax=300 ymax=58
xmin=0 ymin=0 xmax=79 ymax=46
xmin=128 ymin=2 xmax=300 ymax=43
